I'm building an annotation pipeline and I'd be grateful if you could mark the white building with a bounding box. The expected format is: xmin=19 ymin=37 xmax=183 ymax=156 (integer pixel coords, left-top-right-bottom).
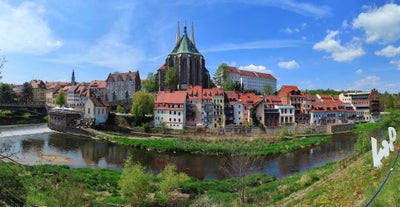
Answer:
xmin=154 ymin=91 xmax=187 ymax=129
xmin=275 ymin=105 xmax=295 ymax=125
xmin=84 ymin=97 xmax=109 ymax=125
xmin=226 ymin=66 xmax=277 ymax=93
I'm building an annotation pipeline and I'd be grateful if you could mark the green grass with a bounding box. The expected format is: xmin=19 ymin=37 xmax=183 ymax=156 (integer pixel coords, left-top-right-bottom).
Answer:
xmin=106 ymin=135 xmax=331 ymax=156
xmin=353 ymin=122 xmax=380 ymax=133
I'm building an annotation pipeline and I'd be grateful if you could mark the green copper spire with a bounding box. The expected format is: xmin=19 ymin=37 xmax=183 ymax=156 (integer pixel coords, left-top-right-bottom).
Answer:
xmin=170 ymin=22 xmax=200 ymax=55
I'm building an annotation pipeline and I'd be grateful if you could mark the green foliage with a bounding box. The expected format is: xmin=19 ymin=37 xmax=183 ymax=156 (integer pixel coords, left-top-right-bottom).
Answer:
xmin=0 ymin=163 xmax=27 ymax=206
xmin=222 ymin=78 xmax=235 ymax=91
xmin=0 ymin=83 xmax=16 ymax=103
xmin=55 ymin=92 xmax=66 ymax=107
xmin=156 ymin=164 xmax=190 ymax=205
xmin=213 ymin=63 xmax=228 ymax=87
xmin=44 ymin=172 xmax=92 ymax=207
xmin=379 ymin=109 xmax=400 ymax=129
xmin=142 ymin=72 xmax=158 ymax=92
xmin=165 ymin=67 xmax=177 ymax=91
xmin=21 ymin=81 xmax=33 ymax=104
xmin=262 ymin=84 xmax=274 ymax=95
xmin=131 ymin=91 xmax=154 ymax=126
xmin=279 ymin=124 xmax=289 ymax=139
xmin=354 ymin=131 xmax=372 ymax=157
xmin=109 ymin=135 xmax=330 ymax=156
xmin=119 ymin=159 xmax=154 ymax=207
xmin=116 ymin=105 xmax=124 ymax=113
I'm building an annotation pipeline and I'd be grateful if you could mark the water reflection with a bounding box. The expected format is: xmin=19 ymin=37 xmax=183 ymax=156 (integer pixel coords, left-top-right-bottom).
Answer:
xmin=0 ymin=124 xmax=357 ymax=180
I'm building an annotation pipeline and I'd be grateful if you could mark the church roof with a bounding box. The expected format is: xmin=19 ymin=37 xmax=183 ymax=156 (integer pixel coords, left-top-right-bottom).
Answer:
xmin=170 ymin=25 xmax=200 ymax=55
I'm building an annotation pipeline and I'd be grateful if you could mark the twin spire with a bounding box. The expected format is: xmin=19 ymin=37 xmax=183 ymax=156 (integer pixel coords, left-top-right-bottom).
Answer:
xmin=175 ymin=21 xmax=195 ymax=46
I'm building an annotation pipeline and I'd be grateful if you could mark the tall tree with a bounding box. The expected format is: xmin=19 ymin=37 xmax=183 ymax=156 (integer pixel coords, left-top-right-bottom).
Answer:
xmin=213 ymin=63 xmax=228 ymax=87
xmin=165 ymin=67 xmax=176 ymax=91
xmin=21 ymin=81 xmax=33 ymax=104
xmin=222 ymin=78 xmax=235 ymax=91
xmin=142 ymin=72 xmax=158 ymax=92
xmin=55 ymin=92 xmax=66 ymax=107
xmin=262 ymin=84 xmax=274 ymax=95
xmin=131 ymin=91 xmax=154 ymax=125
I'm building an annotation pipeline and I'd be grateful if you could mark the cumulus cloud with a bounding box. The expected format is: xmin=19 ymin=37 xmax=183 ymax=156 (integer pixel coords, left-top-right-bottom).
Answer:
xmin=350 ymin=75 xmax=381 ymax=91
xmin=278 ymin=60 xmax=299 ymax=69
xmin=375 ymin=45 xmax=400 ymax=57
xmin=356 ymin=69 xmax=363 ymax=75
xmin=239 ymin=64 xmax=273 ymax=74
xmin=353 ymin=3 xmax=400 ymax=43
xmin=0 ymin=1 xmax=62 ymax=54
xmin=313 ymin=30 xmax=365 ymax=62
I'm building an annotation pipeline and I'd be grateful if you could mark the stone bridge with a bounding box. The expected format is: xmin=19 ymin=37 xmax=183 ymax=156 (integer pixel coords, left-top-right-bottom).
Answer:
xmin=0 ymin=103 xmax=47 ymax=115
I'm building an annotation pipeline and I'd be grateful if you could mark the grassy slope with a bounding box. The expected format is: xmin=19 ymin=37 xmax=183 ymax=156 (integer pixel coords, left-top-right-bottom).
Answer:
xmin=283 ymin=140 xmax=400 ymax=206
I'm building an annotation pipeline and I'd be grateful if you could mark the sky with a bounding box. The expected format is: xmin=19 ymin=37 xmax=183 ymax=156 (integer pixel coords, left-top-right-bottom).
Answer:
xmin=1 ymin=0 xmax=400 ymax=93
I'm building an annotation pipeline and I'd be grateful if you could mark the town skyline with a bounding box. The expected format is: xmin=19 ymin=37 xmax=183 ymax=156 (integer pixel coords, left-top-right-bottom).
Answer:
xmin=1 ymin=1 xmax=400 ymax=93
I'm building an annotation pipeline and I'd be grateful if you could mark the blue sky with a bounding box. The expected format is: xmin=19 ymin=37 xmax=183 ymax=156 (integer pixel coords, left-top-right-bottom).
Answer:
xmin=1 ymin=0 xmax=400 ymax=93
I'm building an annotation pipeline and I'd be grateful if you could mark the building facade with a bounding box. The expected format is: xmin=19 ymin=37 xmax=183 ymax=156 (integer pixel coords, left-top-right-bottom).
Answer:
xmin=105 ymin=71 xmax=141 ymax=102
xmin=225 ymin=66 xmax=277 ymax=93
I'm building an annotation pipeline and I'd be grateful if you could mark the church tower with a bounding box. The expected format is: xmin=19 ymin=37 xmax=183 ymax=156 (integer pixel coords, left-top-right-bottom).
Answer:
xmin=157 ymin=22 xmax=210 ymax=91
xmin=71 ymin=70 xmax=76 ymax=85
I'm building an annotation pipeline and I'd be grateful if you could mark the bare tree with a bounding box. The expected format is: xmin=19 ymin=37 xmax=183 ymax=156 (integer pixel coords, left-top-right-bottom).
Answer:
xmin=220 ymin=154 xmax=263 ymax=204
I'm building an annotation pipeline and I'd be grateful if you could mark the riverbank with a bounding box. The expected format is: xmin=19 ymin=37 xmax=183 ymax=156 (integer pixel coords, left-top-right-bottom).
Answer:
xmin=0 ymin=158 xmax=338 ymax=206
xmin=83 ymin=128 xmax=331 ymax=156
xmin=0 ymin=113 xmax=47 ymax=125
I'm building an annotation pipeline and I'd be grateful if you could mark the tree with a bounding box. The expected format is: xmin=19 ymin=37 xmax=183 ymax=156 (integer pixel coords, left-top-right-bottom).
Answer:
xmin=222 ymin=78 xmax=235 ymax=91
xmin=156 ymin=164 xmax=190 ymax=205
xmin=165 ymin=67 xmax=176 ymax=91
xmin=21 ymin=81 xmax=33 ymax=104
xmin=221 ymin=154 xmax=262 ymax=204
xmin=55 ymin=92 xmax=66 ymax=107
xmin=116 ymin=105 xmax=125 ymax=113
xmin=262 ymin=84 xmax=274 ymax=95
xmin=0 ymin=83 xmax=15 ymax=103
xmin=142 ymin=72 xmax=158 ymax=92
xmin=131 ymin=91 xmax=154 ymax=125
xmin=119 ymin=158 xmax=153 ymax=207
xmin=213 ymin=63 xmax=228 ymax=87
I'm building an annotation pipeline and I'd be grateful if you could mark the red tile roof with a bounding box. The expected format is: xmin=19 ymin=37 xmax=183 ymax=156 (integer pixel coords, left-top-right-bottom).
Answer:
xmin=106 ymin=71 xmax=140 ymax=82
xmin=155 ymin=91 xmax=187 ymax=104
xmin=89 ymin=80 xmax=106 ymax=88
xmin=89 ymin=96 xmax=109 ymax=107
xmin=226 ymin=66 xmax=276 ymax=80
xmin=187 ymin=86 xmax=203 ymax=100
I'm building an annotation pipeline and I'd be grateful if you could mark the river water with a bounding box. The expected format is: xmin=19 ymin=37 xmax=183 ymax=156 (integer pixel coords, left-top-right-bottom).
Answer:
xmin=0 ymin=123 xmax=357 ymax=180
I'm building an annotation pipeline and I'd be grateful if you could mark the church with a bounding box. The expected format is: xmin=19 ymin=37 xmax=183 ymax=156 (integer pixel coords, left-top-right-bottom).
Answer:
xmin=157 ymin=23 xmax=210 ymax=91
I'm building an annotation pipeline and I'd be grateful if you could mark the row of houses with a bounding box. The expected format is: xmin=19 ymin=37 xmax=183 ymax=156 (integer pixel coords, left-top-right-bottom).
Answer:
xmin=154 ymin=85 xmax=381 ymax=129
xmin=12 ymin=70 xmax=141 ymax=125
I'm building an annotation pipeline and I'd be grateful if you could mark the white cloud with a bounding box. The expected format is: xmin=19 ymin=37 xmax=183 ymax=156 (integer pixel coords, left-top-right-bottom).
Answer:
xmin=0 ymin=1 xmax=62 ymax=54
xmin=283 ymin=27 xmax=299 ymax=34
xmin=353 ymin=3 xmax=400 ymax=43
xmin=239 ymin=64 xmax=273 ymax=74
xmin=313 ymin=30 xmax=365 ymax=62
xmin=278 ymin=60 xmax=299 ymax=69
xmin=350 ymin=75 xmax=381 ymax=91
xmin=356 ymin=69 xmax=363 ymax=75
xmin=390 ymin=60 xmax=400 ymax=70
xmin=375 ymin=45 xmax=400 ymax=57
xmin=341 ymin=20 xmax=348 ymax=29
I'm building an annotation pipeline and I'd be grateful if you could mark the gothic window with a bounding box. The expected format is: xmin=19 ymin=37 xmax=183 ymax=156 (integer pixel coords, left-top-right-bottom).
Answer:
xmin=182 ymin=58 xmax=187 ymax=83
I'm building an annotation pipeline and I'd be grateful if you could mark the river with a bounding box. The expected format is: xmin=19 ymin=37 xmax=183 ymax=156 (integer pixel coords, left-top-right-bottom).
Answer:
xmin=0 ymin=123 xmax=357 ymax=180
